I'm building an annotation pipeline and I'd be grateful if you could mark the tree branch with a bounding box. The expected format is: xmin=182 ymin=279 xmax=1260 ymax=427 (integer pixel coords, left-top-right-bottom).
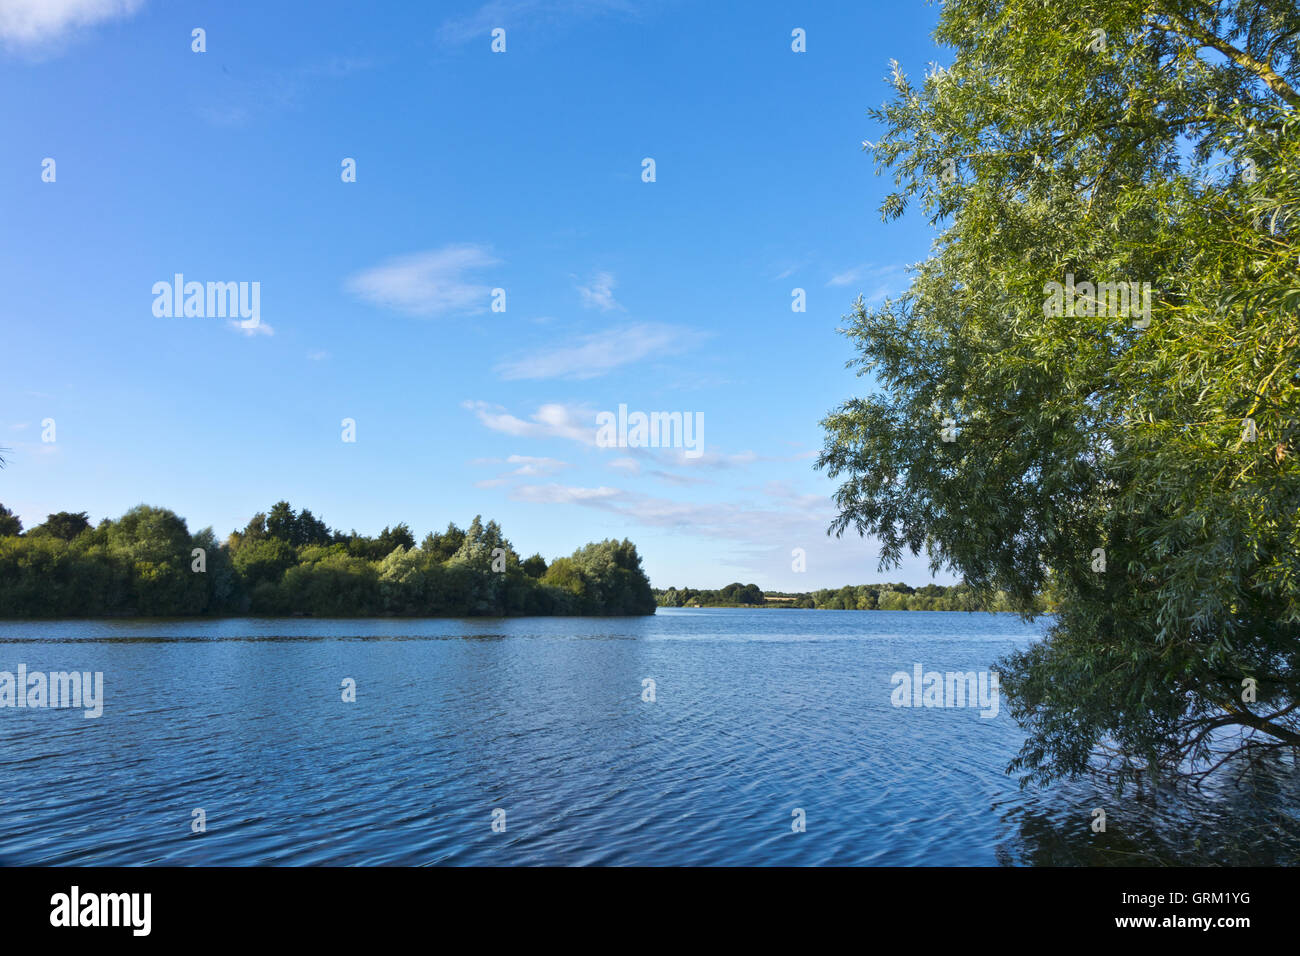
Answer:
xmin=1143 ymin=11 xmax=1300 ymax=107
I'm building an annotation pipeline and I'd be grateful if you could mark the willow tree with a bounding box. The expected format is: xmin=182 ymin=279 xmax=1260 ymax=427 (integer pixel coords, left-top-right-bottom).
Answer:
xmin=818 ymin=0 xmax=1299 ymax=788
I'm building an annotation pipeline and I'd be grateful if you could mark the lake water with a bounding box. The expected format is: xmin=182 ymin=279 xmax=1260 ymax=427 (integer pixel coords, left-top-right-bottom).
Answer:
xmin=1 ymin=608 xmax=1296 ymax=866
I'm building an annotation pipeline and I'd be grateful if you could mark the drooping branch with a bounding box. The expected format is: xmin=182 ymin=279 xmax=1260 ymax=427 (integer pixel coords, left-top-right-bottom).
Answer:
xmin=1221 ymin=699 xmax=1300 ymax=745
xmin=1143 ymin=9 xmax=1300 ymax=107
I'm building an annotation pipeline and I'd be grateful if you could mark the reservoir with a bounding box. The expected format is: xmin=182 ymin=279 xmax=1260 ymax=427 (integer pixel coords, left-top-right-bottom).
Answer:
xmin=0 ymin=608 xmax=1295 ymax=866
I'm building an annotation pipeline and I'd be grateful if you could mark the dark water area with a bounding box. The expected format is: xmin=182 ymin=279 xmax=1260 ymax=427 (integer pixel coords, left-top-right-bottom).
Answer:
xmin=0 ymin=608 xmax=1296 ymax=865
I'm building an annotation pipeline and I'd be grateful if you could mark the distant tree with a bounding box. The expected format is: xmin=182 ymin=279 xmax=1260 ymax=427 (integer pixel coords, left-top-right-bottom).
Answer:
xmin=232 ymin=537 xmax=298 ymax=591
xmin=239 ymin=512 xmax=268 ymax=542
xmin=521 ymin=553 xmax=548 ymax=578
xmin=541 ymin=557 xmax=590 ymax=612
xmin=377 ymin=523 xmax=416 ymax=556
xmin=0 ymin=504 xmax=21 ymax=537
xmin=421 ymin=523 xmax=465 ymax=563
xmin=450 ymin=516 xmax=515 ymax=570
xmin=30 ymin=511 xmax=92 ymax=541
xmin=876 ymin=589 xmax=908 ymax=612
xmin=295 ymin=508 xmax=332 ymax=547
xmin=190 ymin=525 xmax=240 ymax=613
xmin=557 ymin=539 xmax=655 ymax=615
xmin=718 ymin=582 xmax=764 ymax=605
xmin=266 ymin=501 xmax=297 ymax=542
xmin=99 ymin=505 xmax=202 ymax=614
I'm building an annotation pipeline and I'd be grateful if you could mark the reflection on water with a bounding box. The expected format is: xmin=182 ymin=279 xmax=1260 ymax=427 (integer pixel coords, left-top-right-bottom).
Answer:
xmin=0 ymin=609 xmax=1295 ymax=865
xmin=1000 ymin=753 xmax=1300 ymax=866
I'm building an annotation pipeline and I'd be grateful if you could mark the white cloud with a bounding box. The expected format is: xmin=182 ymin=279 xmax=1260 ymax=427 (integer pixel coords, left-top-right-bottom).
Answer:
xmin=495 ymin=322 xmax=701 ymax=380
xmin=504 ymin=454 xmax=570 ymax=476
xmin=0 ymin=0 xmax=143 ymax=48
xmin=347 ymin=244 xmax=500 ymax=317
xmin=227 ymin=319 xmax=274 ymax=337
xmin=475 ymin=454 xmax=571 ymax=478
xmin=463 ymin=401 xmax=596 ymax=445
xmin=576 ymin=271 xmax=622 ymax=311
xmin=511 ymin=483 xmax=622 ymax=505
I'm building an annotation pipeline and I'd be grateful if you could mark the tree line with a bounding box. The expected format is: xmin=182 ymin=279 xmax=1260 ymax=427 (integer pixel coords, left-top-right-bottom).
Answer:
xmin=656 ymin=581 xmax=1050 ymax=612
xmin=0 ymin=501 xmax=656 ymax=618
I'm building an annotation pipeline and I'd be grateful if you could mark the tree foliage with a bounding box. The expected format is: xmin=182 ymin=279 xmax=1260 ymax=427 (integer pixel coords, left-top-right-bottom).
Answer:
xmin=819 ymin=0 xmax=1299 ymax=788
xmin=0 ymin=504 xmax=22 ymax=538
xmin=28 ymin=511 xmax=92 ymax=541
xmin=0 ymin=502 xmax=656 ymax=619
xmin=655 ymin=580 xmax=1036 ymax=611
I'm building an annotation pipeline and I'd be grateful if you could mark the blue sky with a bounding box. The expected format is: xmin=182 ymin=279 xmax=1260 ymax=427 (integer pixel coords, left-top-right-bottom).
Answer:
xmin=0 ymin=0 xmax=957 ymax=590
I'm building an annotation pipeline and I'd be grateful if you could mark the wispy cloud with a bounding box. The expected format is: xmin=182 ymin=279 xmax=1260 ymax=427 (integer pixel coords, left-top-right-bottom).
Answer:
xmin=602 ymin=445 xmax=759 ymax=471
xmin=826 ymin=263 xmax=909 ymax=303
xmin=197 ymin=105 xmax=252 ymax=128
xmin=438 ymin=0 xmax=639 ymax=47
xmin=647 ymin=469 xmax=713 ymax=486
xmin=505 ymin=454 xmax=570 ymax=476
xmin=0 ymin=0 xmax=143 ymax=50
xmin=227 ymin=319 xmax=274 ymax=337
xmin=511 ymin=483 xmax=622 ymax=505
xmin=348 ymin=244 xmax=500 ymax=317
xmin=678 ymin=449 xmax=757 ymax=469
xmin=473 ymin=454 xmax=572 ymax=480
xmin=772 ymin=253 xmax=815 ymax=281
xmin=576 ymin=271 xmax=622 ymax=311
xmin=198 ymin=56 xmax=375 ymax=127
xmin=507 ymin=480 xmax=853 ymax=567
xmin=463 ymin=401 xmax=596 ymax=445
xmin=495 ymin=322 xmax=701 ymax=380
xmin=827 ymin=264 xmax=872 ymax=287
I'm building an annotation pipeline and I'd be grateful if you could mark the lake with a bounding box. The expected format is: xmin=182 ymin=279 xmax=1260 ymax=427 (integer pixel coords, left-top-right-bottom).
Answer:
xmin=0 ymin=608 xmax=1296 ymax=866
